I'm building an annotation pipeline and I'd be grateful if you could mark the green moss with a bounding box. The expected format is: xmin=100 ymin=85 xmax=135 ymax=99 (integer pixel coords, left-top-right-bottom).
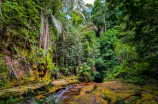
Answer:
xmin=18 ymin=47 xmax=29 ymax=57
xmin=143 ymin=84 xmax=158 ymax=95
xmin=102 ymin=89 xmax=118 ymax=103
xmin=141 ymin=93 xmax=156 ymax=101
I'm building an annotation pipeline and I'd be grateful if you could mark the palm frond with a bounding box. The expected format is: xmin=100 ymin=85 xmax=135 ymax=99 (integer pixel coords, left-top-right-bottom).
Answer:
xmin=51 ymin=14 xmax=62 ymax=34
xmin=83 ymin=26 xmax=98 ymax=31
xmin=81 ymin=30 xmax=96 ymax=36
xmin=80 ymin=22 xmax=98 ymax=31
xmin=75 ymin=10 xmax=85 ymax=20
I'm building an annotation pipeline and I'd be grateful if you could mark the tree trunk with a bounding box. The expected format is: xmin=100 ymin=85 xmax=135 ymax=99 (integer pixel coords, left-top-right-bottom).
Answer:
xmin=0 ymin=0 xmax=2 ymax=17
xmin=78 ymin=34 xmax=81 ymax=66
xmin=63 ymin=45 xmax=64 ymax=67
xmin=44 ymin=16 xmax=49 ymax=52
xmin=39 ymin=6 xmax=49 ymax=52
xmin=56 ymin=53 xmax=58 ymax=67
xmin=103 ymin=14 xmax=106 ymax=33
xmin=39 ymin=10 xmax=44 ymax=48
xmin=102 ymin=0 xmax=106 ymax=33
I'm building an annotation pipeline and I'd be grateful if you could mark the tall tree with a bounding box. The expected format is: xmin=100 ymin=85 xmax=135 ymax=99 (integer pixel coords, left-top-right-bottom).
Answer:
xmin=39 ymin=0 xmax=62 ymax=52
xmin=91 ymin=0 xmax=119 ymax=36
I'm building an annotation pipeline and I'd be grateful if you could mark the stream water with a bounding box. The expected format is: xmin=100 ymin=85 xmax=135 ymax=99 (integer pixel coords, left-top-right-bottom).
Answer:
xmin=56 ymin=82 xmax=94 ymax=103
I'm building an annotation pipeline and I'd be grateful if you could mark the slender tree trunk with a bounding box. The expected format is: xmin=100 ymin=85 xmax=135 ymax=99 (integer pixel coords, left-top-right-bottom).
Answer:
xmin=56 ymin=53 xmax=58 ymax=67
xmin=39 ymin=10 xmax=44 ymax=48
xmin=44 ymin=16 xmax=49 ymax=52
xmin=40 ymin=6 xmax=49 ymax=52
xmin=78 ymin=34 xmax=81 ymax=66
xmin=0 ymin=0 xmax=2 ymax=17
xmin=102 ymin=0 xmax=106 ymax=33
xmin=63 ymin=44 xmax=64 ymax=67
xmin=103 ymin=14 xmax=106 ymax=33
xmin=46 ymin=30 xmax=49 ymax=51
xmin=73 ymin=27 xmax=81 ymax=66
xmin=66 ymin=50 xmax=67 ymax=68
xmin=53 ymin=48 xmax=58 ymax=67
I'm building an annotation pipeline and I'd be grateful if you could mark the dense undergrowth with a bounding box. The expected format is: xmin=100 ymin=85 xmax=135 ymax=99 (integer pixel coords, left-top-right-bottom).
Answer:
xmin=0 ymin=94 xmax=61 ymax=104
xmin=0 ymin=0 xmax=157 ymax=93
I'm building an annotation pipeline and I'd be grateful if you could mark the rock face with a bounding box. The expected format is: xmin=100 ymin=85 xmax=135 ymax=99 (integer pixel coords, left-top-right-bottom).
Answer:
xmin=0 ymin=77 xmax=78 ymax=100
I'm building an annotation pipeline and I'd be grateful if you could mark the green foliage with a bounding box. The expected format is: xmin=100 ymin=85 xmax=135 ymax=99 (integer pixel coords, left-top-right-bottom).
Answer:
xmin=33 ymin=94 xmax=61 ymax=104
xmin=77 ymin=63 xmax=95 ymax=82
xmin=0 ymin=0 xmax=100 ymax=83
xmin=55 ymin=8 xmax=99 ymax=76
xmin=52 ymin=67 xmax=60 ymax=74
xmin=102 ymin=95 xmax=111 ymax=103
xmin=115 ymin=97 xmax=128 ymax=104
xmin=91 ymin=0 xmax=158 ymax=82
xmin=1 ymin=0 xmax=157 ymax=90
xmin=0 ymin=54 xmax=10 ymax=88
xmin=124 ymin=76 xmax=157 ymax=85
xmin=60 ymin=67 xmax=69 ymax=75
xmin=0 ymin=54 xmax=8 ymax=73
xmin=91 ymin=0 xmax=118 ymax=36
xmin=0 ymin=100 xmax=5 ymax=104
xmin=27 ymin=47 xmax=54 ymax=71
xmin=14 ymin=55 xmax=18 ymax=59
xmin=94 ymin=29 xmax=116 ymax=82
xmin=24 ymin=59 xmax=27 ymax=64
xmin=1 ymin=0 xmax=40 ymax=46
xmin=6 ymin=97 xmax=20 ymax=104
xmin=0 ymin=54 xmax=2 ymax=61
xmin=94 ymin=57 xmax=105 ymax=82
xmin=112 ymin=0 xmax=158 ymax=79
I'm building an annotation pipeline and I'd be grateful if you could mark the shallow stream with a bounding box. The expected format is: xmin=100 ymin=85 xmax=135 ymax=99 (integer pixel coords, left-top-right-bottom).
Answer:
xmin=56 ymin=82 xmax=94 ymax=103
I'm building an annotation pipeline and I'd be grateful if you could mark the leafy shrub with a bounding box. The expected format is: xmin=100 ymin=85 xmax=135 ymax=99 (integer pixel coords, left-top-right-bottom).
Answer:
xmin=6 ymin=96 xmax=20 ymax=104
xmin=27 ymin=47 xmax=54 ymax=73
xmin=60 ymin=67 xmax=69 ymax=76
xmin=94 ymin=57 xmax=106 ymax=82
xmin=77 ymin=63 xmax=94 ymax=82
xmin=52 ymin=67 xmax=60 ymax=74
xmin=33 ymin=94 xmax=61 ymax=104
xmin=115 ymin=97 xmax=128 ymax=104
xmin=0 ymin=54 xmax=7 ymax=73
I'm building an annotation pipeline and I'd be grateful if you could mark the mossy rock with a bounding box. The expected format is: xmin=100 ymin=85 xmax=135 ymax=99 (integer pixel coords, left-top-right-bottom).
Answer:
xmin=141 ymin=93 xmax=156 ymax=101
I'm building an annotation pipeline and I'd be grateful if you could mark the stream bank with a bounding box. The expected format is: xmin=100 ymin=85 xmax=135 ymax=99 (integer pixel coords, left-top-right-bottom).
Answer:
xmin=56 ymin=79 xmax=158 ymax=104
xmin=0 ymin=77 xmax=78 ymax=102
xmin=1 ymin=78 xmax=158 ymax=104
